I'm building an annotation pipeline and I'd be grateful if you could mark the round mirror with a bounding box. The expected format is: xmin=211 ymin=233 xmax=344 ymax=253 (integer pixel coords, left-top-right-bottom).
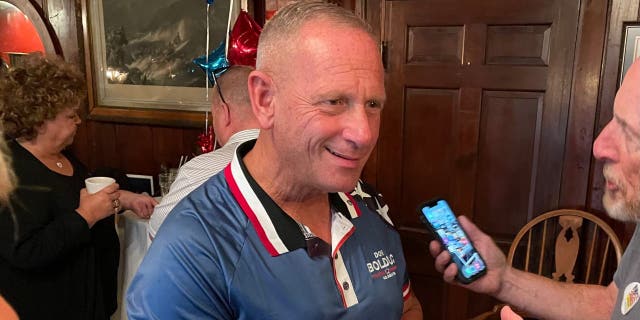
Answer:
xmin=0 ymin=0 xmax=58 ymax=68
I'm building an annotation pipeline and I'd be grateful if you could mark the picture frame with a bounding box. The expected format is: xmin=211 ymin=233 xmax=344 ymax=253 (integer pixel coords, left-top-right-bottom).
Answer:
xmin=82 ymin=0 xmax=243 ymax=127
xmin=619 ymin=22 xmax=640 ymax=87
xmin=126 ymin=174 xmax=155 ymax=196
xmin=7 ymin=52 xmax=28 ymax=67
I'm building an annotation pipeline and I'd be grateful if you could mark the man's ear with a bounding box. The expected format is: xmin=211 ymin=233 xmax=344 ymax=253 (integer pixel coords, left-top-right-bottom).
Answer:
xmin=248 ymin=70 xmax=275 ymax=129
xmin=220 ymin=101 xmax=231 ymax=127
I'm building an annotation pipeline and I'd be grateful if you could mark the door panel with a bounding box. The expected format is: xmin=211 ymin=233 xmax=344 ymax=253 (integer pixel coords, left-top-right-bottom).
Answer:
xmin=474 ymin=91 xmax=544 ymax=236
xmin=379 ymin=0 xmax=579 ymax=318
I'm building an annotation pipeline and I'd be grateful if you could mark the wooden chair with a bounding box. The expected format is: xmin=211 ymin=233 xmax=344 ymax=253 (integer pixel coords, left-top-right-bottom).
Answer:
xmin=471 ymin=209 xmax=623 ymax=320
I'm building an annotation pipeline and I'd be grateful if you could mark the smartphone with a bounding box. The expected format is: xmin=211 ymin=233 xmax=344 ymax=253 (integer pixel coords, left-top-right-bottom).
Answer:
xmin=418 ymin=198 xmax=487 ymax=283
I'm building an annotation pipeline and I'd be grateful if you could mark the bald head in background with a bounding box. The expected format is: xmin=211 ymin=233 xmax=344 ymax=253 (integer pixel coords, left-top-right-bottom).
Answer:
xmin=210 ymin=65 xmax=257 ymax=146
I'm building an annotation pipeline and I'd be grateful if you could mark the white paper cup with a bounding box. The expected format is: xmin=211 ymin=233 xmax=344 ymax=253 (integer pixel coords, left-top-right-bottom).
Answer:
xmin=85 ymin=177 xmax=116 ymax=194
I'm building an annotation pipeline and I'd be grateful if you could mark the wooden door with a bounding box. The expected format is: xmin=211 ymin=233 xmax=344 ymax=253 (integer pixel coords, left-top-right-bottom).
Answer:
xmin=377 ymin=1 xmax=580 ymax=318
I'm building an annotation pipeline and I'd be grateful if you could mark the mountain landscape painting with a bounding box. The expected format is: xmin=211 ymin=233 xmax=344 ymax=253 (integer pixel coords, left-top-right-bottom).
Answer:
xmin=102 ymin=0 xmax=230 ymax=87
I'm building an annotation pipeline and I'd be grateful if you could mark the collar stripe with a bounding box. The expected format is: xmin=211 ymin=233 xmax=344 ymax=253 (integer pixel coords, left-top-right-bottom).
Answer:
xmin=228 ymin=158 xmax=289 ymax=254
xmin=332 ymin=227 xmax=354 ymax=258
xmin=333 ymin=250 xmax=358 ymax=307
xmin=225 ymin=163 xmax=283 ymax=256
xmin=332 ymin=262 xmax=348 ymax=307
xmin=344 ymin=193 xmax=361 ymax=218
xmin=402 ymin=282 xmax=411 ymax=300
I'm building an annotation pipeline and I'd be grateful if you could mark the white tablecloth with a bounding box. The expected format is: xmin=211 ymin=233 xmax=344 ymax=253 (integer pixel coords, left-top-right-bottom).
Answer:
xmin=112 ymin=211 xmax=150 ymax=320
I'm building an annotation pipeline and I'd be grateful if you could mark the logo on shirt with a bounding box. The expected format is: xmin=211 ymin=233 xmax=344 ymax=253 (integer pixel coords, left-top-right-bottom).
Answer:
xmin=622 ymin=282 xmax=640 ymax=315
xmin=366 ymin=249 xmax=397 ymax=280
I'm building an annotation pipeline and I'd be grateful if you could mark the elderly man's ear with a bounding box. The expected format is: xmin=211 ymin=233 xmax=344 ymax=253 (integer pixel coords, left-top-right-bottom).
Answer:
xmin=248 ymin=70 xmax=275 ymax=129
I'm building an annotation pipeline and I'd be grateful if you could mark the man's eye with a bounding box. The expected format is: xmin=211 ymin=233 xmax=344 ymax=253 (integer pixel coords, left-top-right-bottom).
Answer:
xmin=326 ymin=99 xmax=345 ymax=106
xmin=367 ymin=100 xmax=382 ymax=109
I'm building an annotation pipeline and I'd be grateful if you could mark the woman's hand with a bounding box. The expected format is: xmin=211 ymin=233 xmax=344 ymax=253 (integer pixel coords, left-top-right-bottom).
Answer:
xmin=76 ymin=183 xmax=120 ymax=227
xmin=119 ymin=190 xmax=158 ymax=219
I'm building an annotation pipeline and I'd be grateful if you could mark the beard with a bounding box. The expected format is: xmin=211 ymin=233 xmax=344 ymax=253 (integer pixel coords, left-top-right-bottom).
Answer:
xmin=602 ymin=165 xmax=640 ymax=222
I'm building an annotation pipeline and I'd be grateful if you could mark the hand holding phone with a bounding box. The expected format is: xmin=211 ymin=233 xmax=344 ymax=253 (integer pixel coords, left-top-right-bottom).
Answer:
xmin=418 ymin=198 xmax=487 ymax=283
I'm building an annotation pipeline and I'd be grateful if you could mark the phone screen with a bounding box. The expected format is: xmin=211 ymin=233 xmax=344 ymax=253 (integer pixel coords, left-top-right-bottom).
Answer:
xmin=419 ymin=199 xmax=486 ymax=282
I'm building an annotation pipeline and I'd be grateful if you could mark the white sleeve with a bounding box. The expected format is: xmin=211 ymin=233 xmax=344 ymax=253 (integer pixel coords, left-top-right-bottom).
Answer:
xmin=147 ymin=171 xmax=200 ymax=242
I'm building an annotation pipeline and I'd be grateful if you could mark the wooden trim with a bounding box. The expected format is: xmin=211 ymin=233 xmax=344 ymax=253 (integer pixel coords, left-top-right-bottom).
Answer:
xmin=559 ymin=0 xmax=609 ymax=208
xmin=252 ymin=0 xmax=265 ymax=26
xmin=87 ymin=107 xmax=207 ymax=128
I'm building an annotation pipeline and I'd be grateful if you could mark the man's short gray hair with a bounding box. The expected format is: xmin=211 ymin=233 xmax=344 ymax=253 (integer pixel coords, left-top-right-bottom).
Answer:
xmin=256 ymin=0 xmax=375 ymax=70
xmin=216 ymin=65 xmax=253 ymax=109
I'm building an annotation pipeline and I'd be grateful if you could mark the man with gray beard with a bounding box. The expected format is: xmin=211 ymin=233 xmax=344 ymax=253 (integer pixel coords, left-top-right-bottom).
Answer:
xmin=431 ymin=59 xmax=640 ymax=320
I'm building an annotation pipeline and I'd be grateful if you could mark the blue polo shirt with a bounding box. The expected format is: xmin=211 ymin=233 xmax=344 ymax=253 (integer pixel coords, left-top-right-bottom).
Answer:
xmin=127 ymin=141 xmax=412 ymax=319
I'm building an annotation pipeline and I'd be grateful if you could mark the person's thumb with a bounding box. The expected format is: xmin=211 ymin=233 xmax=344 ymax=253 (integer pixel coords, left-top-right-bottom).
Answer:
xmin=500 ymin=306 xmax=523 ymax=320
xmin=457 ymin=215 xmax=485 ymax=241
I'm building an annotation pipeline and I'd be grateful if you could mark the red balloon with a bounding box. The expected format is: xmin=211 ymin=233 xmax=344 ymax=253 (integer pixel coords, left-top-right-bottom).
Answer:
xmin=227 ymin=10 xmax=262 ymax=67
xmin=196 ymin=126 xmax=215 ymax=154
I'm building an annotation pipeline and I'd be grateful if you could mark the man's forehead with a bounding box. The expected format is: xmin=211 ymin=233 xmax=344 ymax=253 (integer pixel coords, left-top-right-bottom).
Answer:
xmin=614 ymin=61 xmax=640 ymax=123
xmin=294 ymin=27 xmax=379 ymax=67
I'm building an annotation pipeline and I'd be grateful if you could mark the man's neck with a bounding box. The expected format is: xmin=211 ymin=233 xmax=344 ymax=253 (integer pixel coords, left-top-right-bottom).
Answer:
xmin=243 ymin=139 xmax=333 ymax=242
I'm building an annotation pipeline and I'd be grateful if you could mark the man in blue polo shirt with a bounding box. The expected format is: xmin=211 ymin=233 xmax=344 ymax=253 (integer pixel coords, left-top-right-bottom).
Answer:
xmin=127 ymin=1 xmax=423 ymax=319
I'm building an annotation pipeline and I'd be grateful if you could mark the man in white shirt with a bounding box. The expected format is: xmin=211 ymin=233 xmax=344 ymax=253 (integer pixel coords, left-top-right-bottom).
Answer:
xmin=148 ymin=65 xmax=259 ymax=242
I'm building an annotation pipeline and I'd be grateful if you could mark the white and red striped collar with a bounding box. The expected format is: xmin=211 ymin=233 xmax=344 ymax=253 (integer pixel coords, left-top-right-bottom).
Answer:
xmin=224 ymin=140 xmax=362 ymax=257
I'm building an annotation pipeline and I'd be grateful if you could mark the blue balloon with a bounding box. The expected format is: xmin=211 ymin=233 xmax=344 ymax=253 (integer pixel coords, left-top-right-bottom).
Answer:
xmin=193 ymin=42 xmax=229 ymax=85
xmin=206 ymin=0 xmax=215 ymax=4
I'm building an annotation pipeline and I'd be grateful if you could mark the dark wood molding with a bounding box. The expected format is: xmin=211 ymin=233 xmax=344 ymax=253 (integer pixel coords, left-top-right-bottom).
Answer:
xmin=86 ymin=107 xmax=207 ymax=128
xmin=559 ymin=0 xmax=609 ymax=209
xmin=252 ymin=0 xmax=265 ymax=26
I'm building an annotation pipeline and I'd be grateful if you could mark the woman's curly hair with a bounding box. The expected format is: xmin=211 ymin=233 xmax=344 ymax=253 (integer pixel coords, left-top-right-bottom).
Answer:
xmin=0 ymin=54 xmax=86 ymax=140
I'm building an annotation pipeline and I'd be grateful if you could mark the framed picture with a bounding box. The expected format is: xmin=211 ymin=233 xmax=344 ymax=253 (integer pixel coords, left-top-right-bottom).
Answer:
xmin=619 ymin=23 xmax=640 ymax=86
xmin=82 ymin=0 xmax=242 ymax=127
xmin=7 ymin=52 xmax=29 ymax=67
xmin=126 ymin=174 xmax=155 ymax=196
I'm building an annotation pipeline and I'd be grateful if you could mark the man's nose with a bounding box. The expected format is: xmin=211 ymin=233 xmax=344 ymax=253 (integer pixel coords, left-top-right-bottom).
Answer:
xmin=343 ymin=106 xmax=375 ymax=147
xmin=592 ymin=121 xmax=618 ymax=162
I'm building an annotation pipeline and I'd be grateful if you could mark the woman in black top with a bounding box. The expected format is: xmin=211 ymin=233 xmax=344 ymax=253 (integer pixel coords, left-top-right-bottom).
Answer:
xmin=0 ymin=54 xmax=157 ymax=319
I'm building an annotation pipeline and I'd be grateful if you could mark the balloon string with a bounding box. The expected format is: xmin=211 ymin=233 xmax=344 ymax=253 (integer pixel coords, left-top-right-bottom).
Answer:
xmin=226 ymin=0 xmax=235 ymax=57
xmin=205 ymin=3 xmax=211 ymax=101
xmin=205 ymin=111 xmax=209 ymax=133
